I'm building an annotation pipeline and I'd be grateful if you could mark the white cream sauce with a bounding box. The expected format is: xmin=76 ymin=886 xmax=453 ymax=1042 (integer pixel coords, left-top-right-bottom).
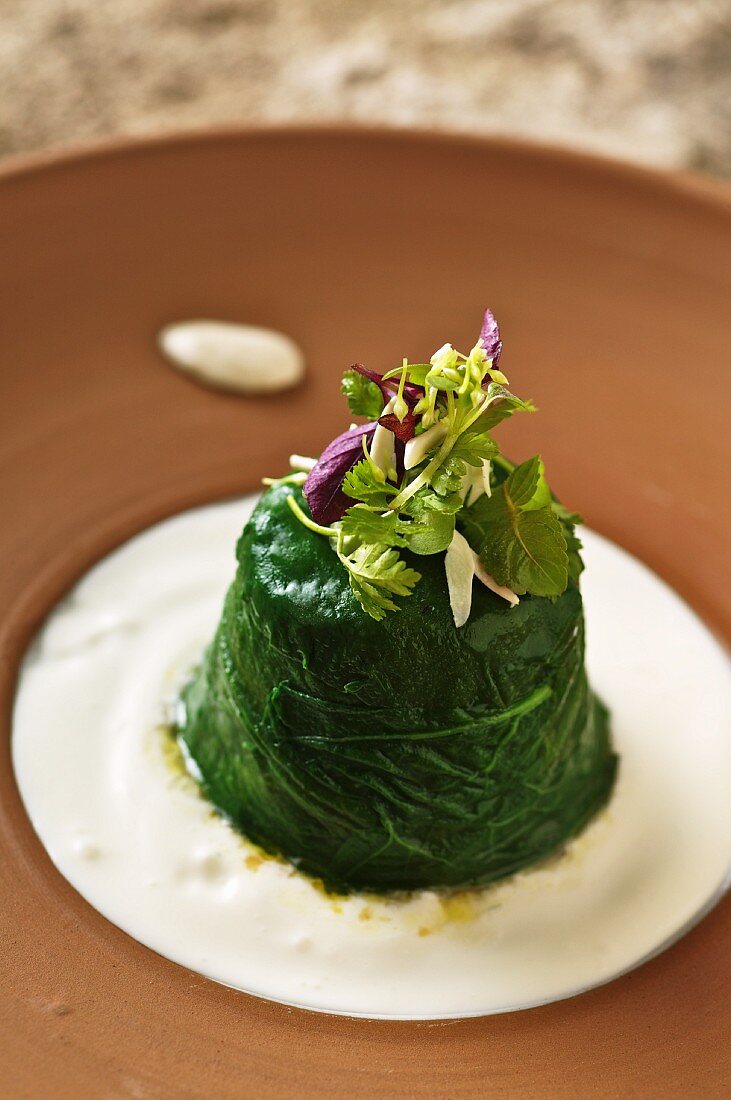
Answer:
xmin=12 ymin=499 xmax=731 ymax=1018
xmin=159 ymin=320 xmax=305 ymax=394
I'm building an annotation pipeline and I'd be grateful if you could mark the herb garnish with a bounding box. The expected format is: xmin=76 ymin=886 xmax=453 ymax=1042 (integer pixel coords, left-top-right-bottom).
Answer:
xmin=274 ymin=310 xmax=583 ymax=624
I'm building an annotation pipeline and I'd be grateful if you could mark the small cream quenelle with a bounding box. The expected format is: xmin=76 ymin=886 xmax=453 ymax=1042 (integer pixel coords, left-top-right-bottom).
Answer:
xmin=159 ymin=320 xmax=304 ymax=395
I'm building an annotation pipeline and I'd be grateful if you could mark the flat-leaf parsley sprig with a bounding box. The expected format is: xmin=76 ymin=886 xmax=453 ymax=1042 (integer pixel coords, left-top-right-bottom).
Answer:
xmin=275 ymin=309 xmax=583 ymax=625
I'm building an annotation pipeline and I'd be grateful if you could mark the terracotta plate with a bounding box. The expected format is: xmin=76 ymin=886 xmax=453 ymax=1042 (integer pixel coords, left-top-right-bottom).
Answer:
xmin=1 ymin=128 xmax=729 ymax=1098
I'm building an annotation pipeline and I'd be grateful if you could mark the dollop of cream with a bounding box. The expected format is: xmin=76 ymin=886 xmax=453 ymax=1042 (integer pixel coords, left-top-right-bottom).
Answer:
xmin=159 ymin=320 xmax=305 ymax=395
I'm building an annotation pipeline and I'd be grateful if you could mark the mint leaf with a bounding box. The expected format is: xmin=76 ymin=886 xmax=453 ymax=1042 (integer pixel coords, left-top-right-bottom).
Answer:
xmin=460 ymin=457 xmax=569 ymax=597
xmin=339 ymin=543 xmax=421 ymax=621
xmin=550 ymin=500 xmax=584 ymax=579
xmin=341 ymin=369 xmax=384 ymax=419
xmin=342 ymin=459 xmax=398 ymax=509
xmin=564 ymin=527 xmax=585 ymax=580
xmin=551 ymin=501 xmax=584 ymax=527
xmin=509 ymin=455 xmax=552 ymax=511
xmin=501 ymin=454 xmax=539 ymax=506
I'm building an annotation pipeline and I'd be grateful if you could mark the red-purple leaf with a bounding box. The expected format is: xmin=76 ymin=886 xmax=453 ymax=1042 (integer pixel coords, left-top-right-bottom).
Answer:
xmin=304 ymin=422 xmax=376 ymax=525
xmin=352 ymin=363 xmax=386 ymax=392
xmin=479 ymin=308 xmax=503 ymax=366
xmin=353 ymin=363 xmax=423 ymax=442
xmin=378 ymin=411 xmax=418 ymax=442
xmin=353 ymin=363 xmax=423 ymax=406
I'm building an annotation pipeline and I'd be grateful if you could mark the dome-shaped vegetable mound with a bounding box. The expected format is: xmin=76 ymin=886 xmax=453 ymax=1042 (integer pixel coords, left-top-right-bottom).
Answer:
xmin=178 ymin=484 xmax=617 ymax=893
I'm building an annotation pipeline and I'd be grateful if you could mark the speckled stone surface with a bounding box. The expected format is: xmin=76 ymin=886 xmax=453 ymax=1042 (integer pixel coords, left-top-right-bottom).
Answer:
xmin=0 ymin=0 xmax=729 ymax=173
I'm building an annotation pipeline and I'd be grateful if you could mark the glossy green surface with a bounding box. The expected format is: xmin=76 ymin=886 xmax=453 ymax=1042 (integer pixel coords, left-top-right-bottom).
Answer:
xmin=178 ymin=485 xmax=616 ymax=892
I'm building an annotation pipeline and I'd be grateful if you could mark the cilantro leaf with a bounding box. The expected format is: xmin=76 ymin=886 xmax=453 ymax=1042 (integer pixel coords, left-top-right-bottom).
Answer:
xmin=431 ymin=456 xmax=466 ymax=497
xmin=395 ymin=486 xmax=459 ymax=554
xmin=338 ymin=543 xmax=421 ymax=621
xmin=341 ymin=369 xmax=384 ymax=419
xmin=405 ymin=484 xmax=462 ymax=517
xmin=460 ymin=456 xmax=569 ymax=597
xmin=479 ymin=386 xmax=536 ymax=432
xmin=340 ymin=505 xmax=407 ymax=547
xmin=404 ymin=510 xmax=455 ymax=555
xmin=342 ymin=459 xmax=398 ymax=509
xmin=450 ymin=424 xmax=500 ymax=467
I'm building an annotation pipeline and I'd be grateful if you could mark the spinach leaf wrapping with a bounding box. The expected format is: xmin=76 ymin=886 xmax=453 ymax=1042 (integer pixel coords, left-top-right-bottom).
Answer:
xmin=177 ymin=485 xmax=616 ymax=893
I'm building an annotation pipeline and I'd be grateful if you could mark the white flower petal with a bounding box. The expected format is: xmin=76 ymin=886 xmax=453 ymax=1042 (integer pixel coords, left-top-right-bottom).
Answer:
xmin=429 ymin=342 xmax=457 ymax=371
xmin=459 ymin=459 xmax=492 ymax=505
xmin=370 ymin=398 xmax=396 ymax=475
xmin=445 ymin=530 xmax=475 ymax=628
xmin=460 ymin=465 xmax=484 ymax=505
xmin=482 ymin=459 xmax=492 ymax=497
xmin=404 ymin=422 xmax=447 ymax=470
xmin=472 ymin=552 xmax=519 ymax=606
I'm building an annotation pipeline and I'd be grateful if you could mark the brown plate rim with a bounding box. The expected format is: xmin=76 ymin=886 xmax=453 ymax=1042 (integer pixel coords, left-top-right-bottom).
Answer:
xmin=1 ymin=120 xmax=729 ymax=209
xmin=2 ymin=123 xmax=730 ymax=1098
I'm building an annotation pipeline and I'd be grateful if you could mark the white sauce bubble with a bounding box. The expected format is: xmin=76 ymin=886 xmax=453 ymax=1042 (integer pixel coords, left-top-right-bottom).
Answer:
xmin=11 ymin=498 xmax=731 ymax=1019
xmin=159 ymin=320 xmax=305 ymax=395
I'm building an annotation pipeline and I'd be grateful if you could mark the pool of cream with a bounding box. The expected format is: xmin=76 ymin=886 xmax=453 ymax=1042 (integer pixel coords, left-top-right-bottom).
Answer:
xmin=11 ymin=498 xmax=731 ymax=1018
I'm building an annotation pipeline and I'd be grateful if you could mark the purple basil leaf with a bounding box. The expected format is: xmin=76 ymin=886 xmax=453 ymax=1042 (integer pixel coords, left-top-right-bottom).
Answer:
xmin=304 ymin=422 xmax=376 ymax=525
xmin=479 ymin=308 xmax=503 ymax=366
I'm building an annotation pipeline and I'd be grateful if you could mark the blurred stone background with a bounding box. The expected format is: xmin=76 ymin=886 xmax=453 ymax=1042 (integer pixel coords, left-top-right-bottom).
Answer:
xmin=0 ymin=0 xmax=729 ymax=173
